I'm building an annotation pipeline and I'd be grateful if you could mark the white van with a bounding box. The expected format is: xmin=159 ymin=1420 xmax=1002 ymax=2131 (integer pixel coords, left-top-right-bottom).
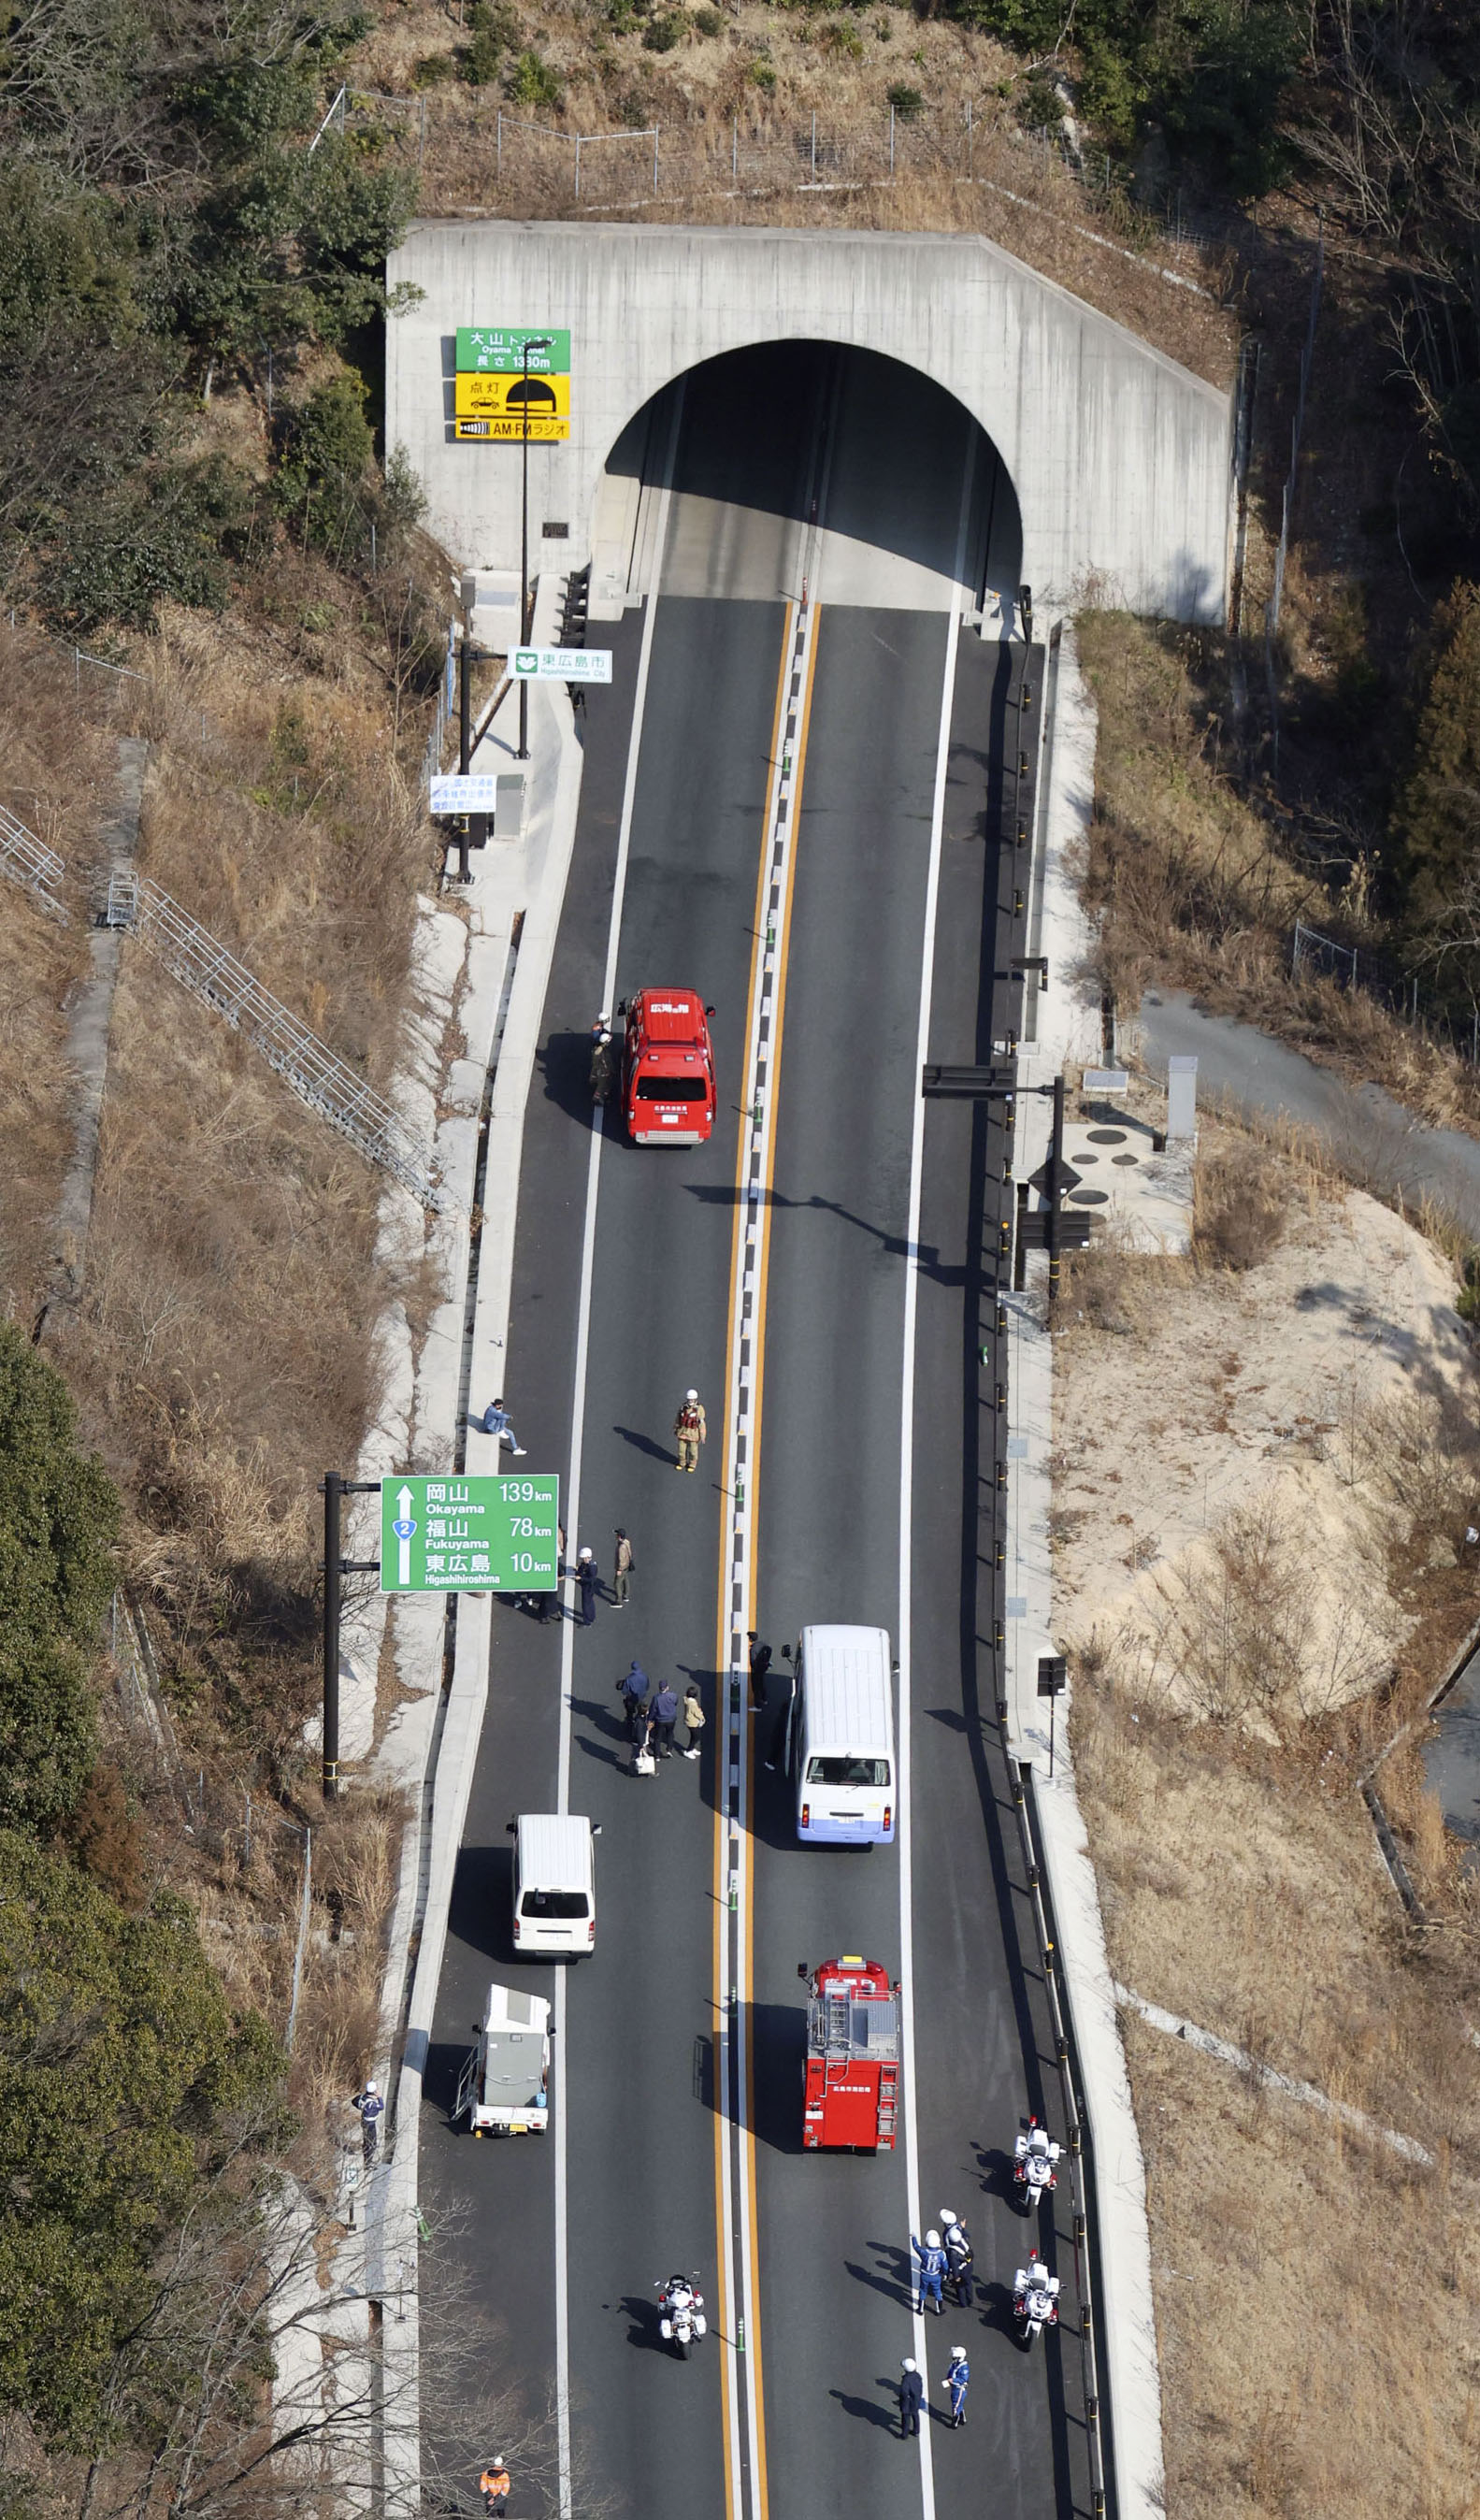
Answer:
xmin=788 ymin=1625 xmax=895 ymax=1845
xmin=508 ymin=1813 xmax=601 ymax=1955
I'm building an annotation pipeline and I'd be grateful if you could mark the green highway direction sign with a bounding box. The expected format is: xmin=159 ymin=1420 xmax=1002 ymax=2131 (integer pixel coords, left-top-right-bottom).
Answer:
xmin=381 ymin=1473 xmax=560 ymax=1593
xmin=455 ymin=327 xmax=571 ymax=375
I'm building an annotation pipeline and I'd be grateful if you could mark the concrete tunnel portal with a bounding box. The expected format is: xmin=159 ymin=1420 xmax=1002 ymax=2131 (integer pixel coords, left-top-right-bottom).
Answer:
xmin=386 ymin=220 xmax=1232 ymax=626
xmin=590 ymin=338 xmax=1024 ymax=629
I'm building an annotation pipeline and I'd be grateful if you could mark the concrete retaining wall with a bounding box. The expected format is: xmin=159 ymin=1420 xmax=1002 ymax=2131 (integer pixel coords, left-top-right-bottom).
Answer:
xmin=386 ymin=220 xmax=1232 ymax=623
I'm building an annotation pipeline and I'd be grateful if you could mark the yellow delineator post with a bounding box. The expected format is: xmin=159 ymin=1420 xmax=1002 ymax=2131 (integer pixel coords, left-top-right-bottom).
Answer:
xmin=454 ymin=371 xmax=572 ymax=419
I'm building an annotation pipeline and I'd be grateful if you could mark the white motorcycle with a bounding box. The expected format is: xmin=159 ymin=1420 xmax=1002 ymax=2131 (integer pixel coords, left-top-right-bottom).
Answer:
xmin=1012 ymin=2256 xmax=1060 ymax=2346
xmin=1013 ymin=2116 xmax=1062 ymax=2212
xmin=656 ymin=2273 xmax=708 ymax=2359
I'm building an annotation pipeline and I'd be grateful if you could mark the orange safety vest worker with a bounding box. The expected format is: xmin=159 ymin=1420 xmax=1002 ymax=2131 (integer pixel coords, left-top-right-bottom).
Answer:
xmin=480 ymin=2464 xmax=510 ymax=2506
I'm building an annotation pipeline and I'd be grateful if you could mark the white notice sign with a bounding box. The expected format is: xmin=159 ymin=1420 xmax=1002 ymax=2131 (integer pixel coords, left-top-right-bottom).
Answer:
xmin=511 ymin=647 xmax=613 ymax=684
xmin=429 ymin=775 xmax=501 ymax=814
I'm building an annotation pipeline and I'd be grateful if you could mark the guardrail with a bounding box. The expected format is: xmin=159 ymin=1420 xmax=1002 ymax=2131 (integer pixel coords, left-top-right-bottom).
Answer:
xmin=1013 ymin=1761 xmax=1114 ymax=2518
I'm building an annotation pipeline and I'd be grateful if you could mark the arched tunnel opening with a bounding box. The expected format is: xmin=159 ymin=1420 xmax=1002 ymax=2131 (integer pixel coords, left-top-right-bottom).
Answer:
xmin=590 ymin=340 xmax=1024 ymax=631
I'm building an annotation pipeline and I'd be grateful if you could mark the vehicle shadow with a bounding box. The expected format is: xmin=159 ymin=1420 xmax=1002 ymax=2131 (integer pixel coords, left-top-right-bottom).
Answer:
xmin=845 ymin=2239 xmax=913 ymax=2311
xmin=975 ymin=2139 xmax=1025 ymax=2208
xmin=979 ymin=2278 xmax=1025 ymax=2344
xmin=614 ymin=1423 xmax=675 ymax=1464
xmin=423 ymin=2036 xmax=474 ymax=2120
xmin=539 ymin=1028 xmax=599 ymax=1127
xmin=828 ymin=2385 xmax=901 ymax=2433
xmin=745 ymin=2000 xmax=806 ymax=2154
xmin=620 ymin=2294 xmax=670 ymax=2352
xmin=446 ymin=1844 xmax=513 ymax=1964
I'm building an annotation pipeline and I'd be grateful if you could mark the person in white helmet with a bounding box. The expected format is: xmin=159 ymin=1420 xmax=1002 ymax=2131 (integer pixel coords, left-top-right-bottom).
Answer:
xmin=942 ymin=2343 xmax=970 ymax=2428
xmin=898 ymin=2356 xmax=924 ymax=2438
xmin=912 ymin=2228 xmax=947 ymax=2314
xmin=479 ymin=2452 xmax=510 ymax=2508
xmin=673 ymin=1389 xmax=706 ymax=1473
xmin=352 ymin=2079 xmax=385 ymax=2165
xmin=940 ymin=2209 xmax=975 ymax=2309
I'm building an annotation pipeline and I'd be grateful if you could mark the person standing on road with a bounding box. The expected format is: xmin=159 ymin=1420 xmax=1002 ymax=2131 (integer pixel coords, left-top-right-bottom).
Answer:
xmin=681 ymin=1682 xmax=706 ymax=1761
xmin=649 ymin=1679 xmax=679 ymax=1759
xmin=589 ymin=1029 xmax=614 ymax=1105
xmin=898 ymin=2358 xmax=924 ymax=2440
xmin=481 ymin=1398 xmax=527 ymax=1456
xmin=577 ymin=1547 xmax=598 ymax=1626
xmin=941 ymin=2211 xmax=975 ymax=2309
xmin=747 ymin=1632 xmax=772 ymax=1710
xmin=942 ymin=2346 xmax=970 ymax=2429
xmin=612 ymin=1529 xmax=634 ymax=1607
xmin=352 ymin=2081 xmax=384 ymax=2166
xmin=617 ymin=1662 xmax=650 ymax=1742
xmin=479 ymin=2455 xmax=511 ymax=2509
xmin=673 ymin=1389 xmax=706 ymax=1473
xmin=541 ymin=1523 xmax=567 ymax=1624
xmin=912 ymin=2230 xmax=947 ymax=2315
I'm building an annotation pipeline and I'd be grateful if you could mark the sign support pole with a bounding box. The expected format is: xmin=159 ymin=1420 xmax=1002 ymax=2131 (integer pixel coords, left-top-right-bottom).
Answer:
xmin=1047 ymin=1070 xmax=1066 ymax=1308
xmin=323 ymin=1472 xmax=341 ymax=1801
xmin=320 ymin=1474 xmax=384 ymax=1802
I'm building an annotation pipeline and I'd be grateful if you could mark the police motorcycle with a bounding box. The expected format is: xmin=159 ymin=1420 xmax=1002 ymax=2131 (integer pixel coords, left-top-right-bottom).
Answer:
xmin=656 ymin=2273 xmax=708 ymax=2358
xmin=1012 ymin=2256 xmax=1060 ymax=2347
xmin=1012 ymin=2115 xmax=1062 ymax=2211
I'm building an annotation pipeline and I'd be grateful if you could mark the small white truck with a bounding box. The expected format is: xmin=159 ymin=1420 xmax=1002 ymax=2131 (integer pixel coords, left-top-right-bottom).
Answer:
xmin=453 ymin=1982 xmax=552 ymax=2136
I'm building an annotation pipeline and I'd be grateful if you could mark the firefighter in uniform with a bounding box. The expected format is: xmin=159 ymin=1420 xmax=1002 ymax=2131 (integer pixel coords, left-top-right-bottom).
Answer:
xmin=673 ymin=1389 xmax=706 ymax=1473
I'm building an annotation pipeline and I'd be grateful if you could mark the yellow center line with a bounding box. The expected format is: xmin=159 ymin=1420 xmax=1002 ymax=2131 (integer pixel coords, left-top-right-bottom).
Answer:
xmin=711 ymin=591 xmax=823 ymax=2520
xmin=741 ymin=602 xmax=821 ymax=2520
xmin=711 ymin=600 xmax=797 ymax=2520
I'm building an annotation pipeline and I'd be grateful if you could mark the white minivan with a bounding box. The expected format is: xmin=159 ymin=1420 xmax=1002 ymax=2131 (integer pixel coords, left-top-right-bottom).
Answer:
xmin=508 ymin=1813 xmax=601 ymax=1955
xmin=787 ymin=1625 xmax=896 ymax=1845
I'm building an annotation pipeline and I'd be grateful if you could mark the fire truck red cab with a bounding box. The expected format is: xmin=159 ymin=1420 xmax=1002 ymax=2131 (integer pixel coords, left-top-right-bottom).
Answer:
xmin=800 ymin=1955 xmax=900 ymax=2152
xmin=620 ymin=987 xmax=716 ymax=1146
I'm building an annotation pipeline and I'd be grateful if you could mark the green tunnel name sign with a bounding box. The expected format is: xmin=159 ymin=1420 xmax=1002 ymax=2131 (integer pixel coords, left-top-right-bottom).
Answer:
xmin=381 ymin=1474 xmax=560 ymax=1593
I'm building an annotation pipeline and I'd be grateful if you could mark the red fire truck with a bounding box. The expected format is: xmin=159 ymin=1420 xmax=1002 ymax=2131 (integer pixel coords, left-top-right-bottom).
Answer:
xmin=799 ymin=1956 xmax=900 ymax=2152
xmin=618 ymin=987 xmax=716 ymax=1146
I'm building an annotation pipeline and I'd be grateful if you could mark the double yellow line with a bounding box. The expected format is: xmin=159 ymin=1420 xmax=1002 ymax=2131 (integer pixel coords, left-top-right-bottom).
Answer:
xmin=711 ymin=595 xmax=822 ymax=2520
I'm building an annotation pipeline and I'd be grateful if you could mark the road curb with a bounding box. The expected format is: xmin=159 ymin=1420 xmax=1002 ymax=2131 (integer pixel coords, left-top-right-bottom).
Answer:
xmin=365 ymin=584 xmax=587 ymax=2511
xmin=1005 ymin=621 xmax=1166 ymax=2520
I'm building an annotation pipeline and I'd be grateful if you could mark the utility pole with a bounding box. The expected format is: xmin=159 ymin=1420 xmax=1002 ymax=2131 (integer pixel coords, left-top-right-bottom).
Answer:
xmin=517 ymin=335 xmax=553 ymax=764
xmin=320 ymin=1476 xmax=382 ymax=1801
xmin=1047 ymin=1070 xmax=1066 ymax=1308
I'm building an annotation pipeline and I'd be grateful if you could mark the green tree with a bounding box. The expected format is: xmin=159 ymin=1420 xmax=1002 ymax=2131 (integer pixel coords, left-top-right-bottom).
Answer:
xmin=1395 ymin=583 xmax=1480 ymax=986
xmin=0 ymin=1327 xmax=118 ymax=1834
xmin=273 ymin=371 xmax=375 ymax=555
xmin=0 ymin=1830 xmax=280 ymax=2452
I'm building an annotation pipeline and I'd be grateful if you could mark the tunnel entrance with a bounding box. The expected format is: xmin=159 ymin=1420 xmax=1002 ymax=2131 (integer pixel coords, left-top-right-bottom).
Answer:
xmin=590 ymin=340 xmax=1024 ymax=633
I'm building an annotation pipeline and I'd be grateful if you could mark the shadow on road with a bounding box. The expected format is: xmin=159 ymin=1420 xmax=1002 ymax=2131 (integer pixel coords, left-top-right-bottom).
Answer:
xmin=446 ymin=1845 xmax=514 ymax=1965
xmin=613 ymin=1422 xmax=674 ymax=1464
xmin=538 ymin=1028 xmax=600 ymax=1127
xmin=845 ymin=2239 xmax=912 ymax=2311
xmin=828 ymin=2384 xmax=900 ymax=2433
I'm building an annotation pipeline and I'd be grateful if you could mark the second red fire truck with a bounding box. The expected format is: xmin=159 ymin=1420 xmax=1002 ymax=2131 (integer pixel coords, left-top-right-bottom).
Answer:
xmin=799 ymin=1955 xmax=901 ymax=2152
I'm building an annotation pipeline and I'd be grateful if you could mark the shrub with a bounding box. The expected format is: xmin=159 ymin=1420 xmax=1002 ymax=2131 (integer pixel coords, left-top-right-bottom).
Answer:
xmin=642 ymin=10 xmax=683 ymax=49
xmin=1194 ymin=1147 xmax=1286 ymax=1273
xmin=750 ymin=54 xmax=776 ymax=85
xmin=505 ymin=45 xmax=565 ymax=104
xmin=694 ymin=3 xmax=725 ymax=30
xmin=0 ymin=1326 xmax=119 ymax=1836
xmin=820 ymin=17 xmax=864 ymax=53
xmin=886 ymin=81 xmax=924 ymax=118
xmin=65 ymin=1763 xmax=146 ymax=1909
xmin=273 ymin=372 xmax=375 ymax=557
xmin=39 ymin=454 xmax=251 ymax=637
xmin=465 ymin=0 xmax=519 ymax=84
xmin=411 ymin=49 xmax=459 ymax=84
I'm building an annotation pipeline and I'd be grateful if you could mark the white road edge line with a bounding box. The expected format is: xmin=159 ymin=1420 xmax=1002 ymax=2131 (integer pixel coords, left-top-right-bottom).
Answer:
xmin=553 ymin=384 xmax=685 ymax=2520
xmin=898 ymin=448 xmax=974 ymax=2520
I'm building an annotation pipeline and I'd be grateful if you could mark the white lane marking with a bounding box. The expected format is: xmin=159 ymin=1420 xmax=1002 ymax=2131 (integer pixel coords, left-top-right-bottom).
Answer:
xmin=553 ymin=383 xmax=684 ymax=2520
xmin=897 ymin=443 xmax=975 ymax=2520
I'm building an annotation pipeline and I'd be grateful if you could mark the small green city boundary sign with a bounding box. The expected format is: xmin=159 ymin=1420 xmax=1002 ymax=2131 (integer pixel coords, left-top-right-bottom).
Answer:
xmin=455 ymin=327 xmax=571 ymax=375
xmin=381 ymin=1474 xmax=560 ymax=1593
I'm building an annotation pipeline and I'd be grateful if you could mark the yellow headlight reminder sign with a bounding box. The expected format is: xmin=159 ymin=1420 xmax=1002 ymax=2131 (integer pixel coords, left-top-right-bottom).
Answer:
xmin=454 ymin=371 xmax=572 ymax=420
xmin=454 ymin=415 xmax=571 ymax=443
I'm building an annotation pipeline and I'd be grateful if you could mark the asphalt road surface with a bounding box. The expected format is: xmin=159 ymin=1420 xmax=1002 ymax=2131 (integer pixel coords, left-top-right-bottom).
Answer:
xmin=420 ymin=346 xmax=1093 ymax=2520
